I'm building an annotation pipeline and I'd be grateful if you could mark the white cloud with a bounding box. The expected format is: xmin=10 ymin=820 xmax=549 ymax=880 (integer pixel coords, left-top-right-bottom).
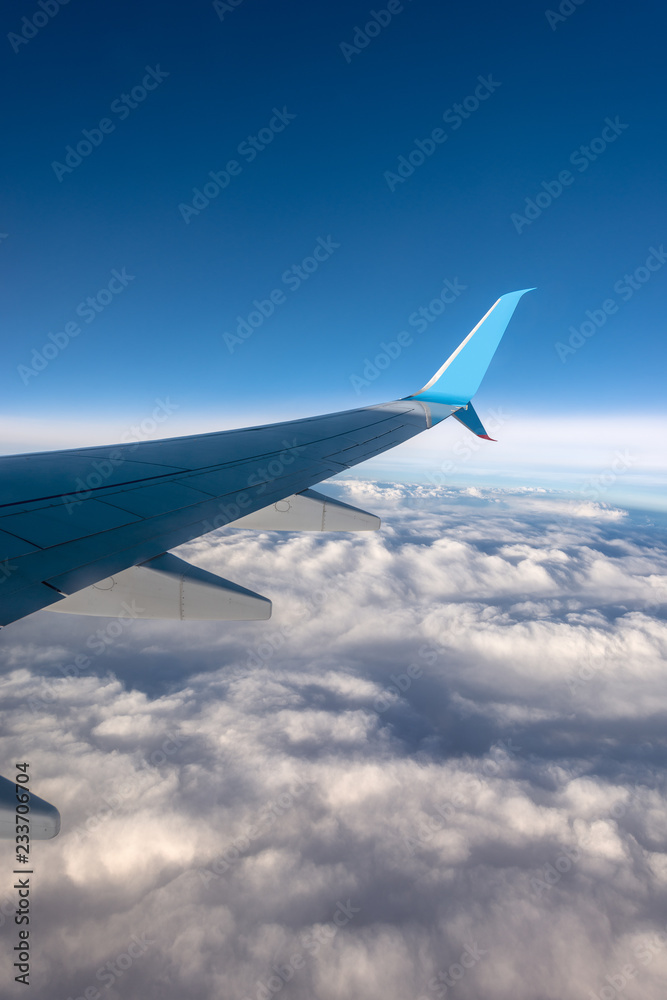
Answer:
xmin=1 ymin=483 xmax=667 ymax=998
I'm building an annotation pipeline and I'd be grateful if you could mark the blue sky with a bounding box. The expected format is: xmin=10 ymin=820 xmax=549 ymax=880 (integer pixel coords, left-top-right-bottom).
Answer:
xmin=2 ymin=1 xmax=666 ymax=443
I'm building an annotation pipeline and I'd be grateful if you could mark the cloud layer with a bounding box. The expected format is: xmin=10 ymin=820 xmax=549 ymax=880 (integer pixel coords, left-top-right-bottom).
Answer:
xmin=1 ymin=482 xmax=667 ymax=1000
xmin=2 ymin=412 xmax=667 ymax=510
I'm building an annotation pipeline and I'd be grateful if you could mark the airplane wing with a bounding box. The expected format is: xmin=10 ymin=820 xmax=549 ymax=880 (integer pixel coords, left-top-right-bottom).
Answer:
xmin=0 ymin=289 xmax=532 ymax=628
xmin=0 ymin=775 xmax=60 ymax=841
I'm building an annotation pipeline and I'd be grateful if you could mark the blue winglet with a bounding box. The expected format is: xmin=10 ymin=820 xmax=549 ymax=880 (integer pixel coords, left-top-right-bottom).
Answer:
xmin=406 ymin=289 xmax=534 ymax=406
xmin=452 ymin=401 xmax=496 ymax=440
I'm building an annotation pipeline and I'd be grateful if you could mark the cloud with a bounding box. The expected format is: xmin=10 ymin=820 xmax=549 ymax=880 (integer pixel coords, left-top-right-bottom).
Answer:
xmin=1 ymin=483 xmax=667 ymax=999
xmin=341 ymin=413 xmax=667 ymax=509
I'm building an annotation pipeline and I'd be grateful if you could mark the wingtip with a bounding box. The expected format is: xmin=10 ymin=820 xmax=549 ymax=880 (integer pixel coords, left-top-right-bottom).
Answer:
xmin=408 ymin=287 xmax=533 ymax=406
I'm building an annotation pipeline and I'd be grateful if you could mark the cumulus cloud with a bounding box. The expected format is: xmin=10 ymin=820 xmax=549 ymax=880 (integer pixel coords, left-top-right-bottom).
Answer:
xmin=1 ymin=482 xmax=667 ymax=999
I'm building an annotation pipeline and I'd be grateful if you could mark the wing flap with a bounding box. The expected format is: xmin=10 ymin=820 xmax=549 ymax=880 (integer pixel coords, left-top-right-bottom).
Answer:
xmin=0 ymin=775 xmax=60 ymax=840
xmin=230 ymin=489 xmax=380 ymax=532
xmin=47 ymin=553 xmax=271 ymax=621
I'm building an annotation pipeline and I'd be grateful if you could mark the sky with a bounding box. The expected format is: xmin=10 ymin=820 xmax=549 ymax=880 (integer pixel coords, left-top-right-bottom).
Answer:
xmin=2 ymin=2 xmax=667 ymax=999
xmin=1 ymin=0 xmax=666 ymax=452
